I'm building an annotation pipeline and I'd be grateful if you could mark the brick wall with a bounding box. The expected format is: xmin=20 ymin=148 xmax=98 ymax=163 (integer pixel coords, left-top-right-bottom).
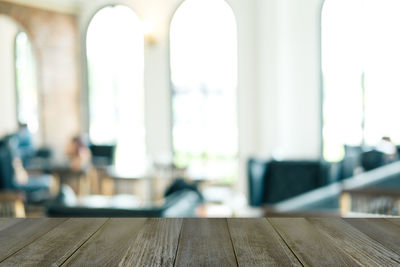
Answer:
xmin=0 ymin=1 xmax=80 ymax=161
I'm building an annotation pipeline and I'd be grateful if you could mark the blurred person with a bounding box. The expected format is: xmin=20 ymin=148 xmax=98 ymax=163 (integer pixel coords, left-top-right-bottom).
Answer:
xmin=15 ymin=123 xmax=35 ymax=166
xmin=1 ymin=135 xmax=53 ymax=203
xmin=12 ymin=157 xmax=29 ymax=185
xmin=65 ymin=135 xmax=91 ymax=172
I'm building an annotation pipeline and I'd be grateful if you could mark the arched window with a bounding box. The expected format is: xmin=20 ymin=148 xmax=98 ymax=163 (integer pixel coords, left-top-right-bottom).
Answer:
xmin=170 ymin=0 xmax=238 ymax=181
xmin=86 ymin=5 xmax=146 ymax=174
xmin=15 ymin=31 xmax=39 ymax=133
xmin=0 ymin=15 xmax=38 ymax=137
xmin=322 ymin=0 xmax=400 ymax=161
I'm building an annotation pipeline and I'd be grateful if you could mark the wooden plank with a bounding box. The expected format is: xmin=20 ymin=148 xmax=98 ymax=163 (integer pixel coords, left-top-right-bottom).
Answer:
xmin=1 ymin=218 xmax=107 ymax=266
xmin=269 ymin=218 xmax=359 ymax=266
xmin=308 ymin=218 xmax=400 ymax=266
xmin=62 ymin=218 xmax=148 ymax=266
xmin=228 ymin=218 xmax=301 ymax=266
xmin=386 ymin=218 xmax=400 ymax=227
xmin=344 ymin=218 xmax=400 ymax=254
xmin=0 ymin=218 xmax=66 ymax=262
xmin=118 ymin=218 xmax=182 ymax=267
xmin=174 ymin=218 xmax=237 ymax=267
xmin=0 ymin=218 xmax=23 ymax=232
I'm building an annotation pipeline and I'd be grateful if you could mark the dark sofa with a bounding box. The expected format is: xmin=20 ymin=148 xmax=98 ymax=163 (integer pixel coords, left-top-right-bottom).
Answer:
xmin=248 ymin=158 xmax=330 ymax=206
xmin=46 ymin=189 xmax=202 ymax=217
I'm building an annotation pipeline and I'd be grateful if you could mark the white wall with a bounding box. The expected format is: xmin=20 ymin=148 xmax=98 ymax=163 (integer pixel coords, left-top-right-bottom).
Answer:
xmin=77 ymin=0 xmax=325 ymax=196
xmin=228 ymin=0 xmax=259 ymax=195
xmin=0 ymin=15 xmax=18 ymax=137
xmin=257 ymin=0 xmax=324 ymax=160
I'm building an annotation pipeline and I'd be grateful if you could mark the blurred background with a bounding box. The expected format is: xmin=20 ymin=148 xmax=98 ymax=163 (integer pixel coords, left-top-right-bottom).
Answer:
xmin=1 ymin=0 xmax=400 ymax=218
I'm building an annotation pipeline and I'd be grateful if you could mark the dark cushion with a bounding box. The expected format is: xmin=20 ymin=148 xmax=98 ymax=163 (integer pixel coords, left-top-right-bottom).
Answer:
xmin=248 ymin=158 xmax=268 ymax=206
xmin=360 ymin=150 xmax=386 ymax=171
xmin=248 ymin=158 xmax=328 ymax=206
xmin=263 ymin=161 xmax=324 ymax=204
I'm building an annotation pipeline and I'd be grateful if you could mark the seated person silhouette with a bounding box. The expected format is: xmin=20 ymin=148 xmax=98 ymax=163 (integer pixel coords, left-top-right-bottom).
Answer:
xmin=15 ymin=123 xmax=35 ymax=167
xmin=65 ymin=135 xmax=91 ymax=172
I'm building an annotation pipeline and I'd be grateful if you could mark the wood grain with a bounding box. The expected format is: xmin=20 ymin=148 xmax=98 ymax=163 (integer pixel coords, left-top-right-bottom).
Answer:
xmin=0 ymin=218 xmax=398 ymax=266
xmin=309 ymin=218 xmax=400 ymax=266
xmin=0 ymin=218 xmax=66 ymax=263
xmin=1 ymin=218 xmax=107 ymax=266
xmin=386 ymin=218 xmax=400 ymax=227
xmin=0 ymin=218 xmax=23 ymax=232
xmin=174 ymin=218 xmax=237 ymax=267
xmin=118 ymin=218 xmax=182 ymax=267
xmin=344 ymin=218 xmax=400 ymax=254
xmin=63 ymin=218 xmax=148 ymax=266
xmin=228 ymin=218 xmax=301 ymax=266
xmin=269 ymin=218 xmax=359 ymax=266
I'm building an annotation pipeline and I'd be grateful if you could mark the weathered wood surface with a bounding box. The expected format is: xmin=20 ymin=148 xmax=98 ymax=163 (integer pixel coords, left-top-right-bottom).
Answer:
xmin=344 ymin=218 xmax=400 ymax=255
xmin=228 ymin=218 xmax=301 ymax=266
xmin=119 ymin=218 xmax=182 ymax=267
xmin=269 ymin=218 xmax=359 ymax=266
xmin=175 ymin=218 xmax=237 ymax=266
xmin=1 ymin=218 xmax=107 ymax=267
xmin=63 ymin=218 xmax=147 ymax=266
xmin=308 ymin=218 xmax=400 ymax=266
xmin=0 ymin=218 xmax=66 ymax=263
xmin=0 ymin=218 xmax=398 ymax=266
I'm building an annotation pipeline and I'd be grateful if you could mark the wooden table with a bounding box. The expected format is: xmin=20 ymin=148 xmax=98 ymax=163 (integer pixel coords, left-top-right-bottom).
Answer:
xmin=0 ymin=218 xmax=399 ymax=266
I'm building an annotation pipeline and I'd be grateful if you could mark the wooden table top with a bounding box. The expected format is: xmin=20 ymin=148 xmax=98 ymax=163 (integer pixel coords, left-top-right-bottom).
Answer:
xmin=0 ymin=218 xmax=399 ymax=266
